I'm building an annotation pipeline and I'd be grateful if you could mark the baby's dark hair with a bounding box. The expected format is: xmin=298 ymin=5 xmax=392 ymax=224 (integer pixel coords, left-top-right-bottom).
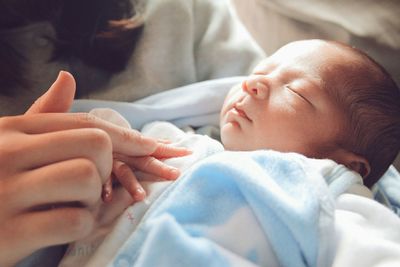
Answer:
xmin=0 ymin=0 xmax=144 ymax=96
xmin=324 ymin=41 xmax=400 ymax=187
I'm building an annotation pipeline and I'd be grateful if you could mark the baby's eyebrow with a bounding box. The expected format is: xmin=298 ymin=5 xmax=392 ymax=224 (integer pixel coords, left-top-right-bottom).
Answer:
xmin=282 ymin=67 xmax=306 ymax=77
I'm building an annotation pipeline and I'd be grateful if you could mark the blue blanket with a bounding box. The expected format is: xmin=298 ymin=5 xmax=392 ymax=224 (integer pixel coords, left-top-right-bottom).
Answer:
xmin=109 ymin=150 xmax=340 ymax=267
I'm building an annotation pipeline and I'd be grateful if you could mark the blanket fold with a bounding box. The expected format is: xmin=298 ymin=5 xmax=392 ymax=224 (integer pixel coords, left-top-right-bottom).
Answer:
xmin=108 ymin=151 xmax=340 ymax=267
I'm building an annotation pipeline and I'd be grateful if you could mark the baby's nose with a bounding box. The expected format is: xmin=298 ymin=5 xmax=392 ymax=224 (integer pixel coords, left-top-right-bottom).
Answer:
xmin=242 ymin=75 xmax=269 ymax=99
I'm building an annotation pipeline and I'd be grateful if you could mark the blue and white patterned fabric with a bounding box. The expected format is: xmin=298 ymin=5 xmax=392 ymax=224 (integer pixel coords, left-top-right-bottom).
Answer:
xmin=109 ymin=150 xmax=348 ymax=267
xmin=373 ymin=166 xmax=400 ymax=216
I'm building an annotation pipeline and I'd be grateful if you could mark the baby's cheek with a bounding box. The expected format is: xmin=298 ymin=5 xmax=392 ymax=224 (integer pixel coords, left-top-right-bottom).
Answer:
xmin=221 ymin=85 xmax=241 ymax=114
xmin=219 ymin=125 xmax=229 ymax=147
xmin=220 ymin=124 xmax=240 ymax=150
xmin=225 ymin=84 xmax=242 ymax=102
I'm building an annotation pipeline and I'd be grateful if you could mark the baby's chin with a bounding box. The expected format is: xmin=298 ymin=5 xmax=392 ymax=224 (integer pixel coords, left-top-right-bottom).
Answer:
xmin=221 ymin=124 xmax=241 ymax=151
xmin=221 ymin=132 xmax=250 ymax=151
xmin=223 ymin=142 xmax=254 ymax=151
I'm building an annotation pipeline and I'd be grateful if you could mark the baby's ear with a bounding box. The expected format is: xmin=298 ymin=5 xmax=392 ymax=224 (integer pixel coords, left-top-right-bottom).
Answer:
xmin=330 ymin=148 xmax=371 ymax=178
xmin=346 ymin=158 xmax=371 ymax=178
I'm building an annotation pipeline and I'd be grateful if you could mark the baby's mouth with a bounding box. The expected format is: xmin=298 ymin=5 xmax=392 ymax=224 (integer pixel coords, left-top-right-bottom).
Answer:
xmin=234 ymin=105 xmax=252 ymax=122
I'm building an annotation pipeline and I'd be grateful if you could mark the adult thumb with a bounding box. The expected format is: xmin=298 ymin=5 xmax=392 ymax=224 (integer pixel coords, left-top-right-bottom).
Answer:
xmin=25 ymin=71 xmax=76 ymax=114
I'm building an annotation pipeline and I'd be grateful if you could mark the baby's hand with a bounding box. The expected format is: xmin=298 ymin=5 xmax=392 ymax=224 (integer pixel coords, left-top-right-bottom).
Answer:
xmin=88 ymin=108 xmax=191 ymax=202
xmin=102 ymin=142 xmax=191 ymax=202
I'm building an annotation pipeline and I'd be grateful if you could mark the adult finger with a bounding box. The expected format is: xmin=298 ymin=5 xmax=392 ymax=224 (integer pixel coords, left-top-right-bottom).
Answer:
xmin=8 ymin=158 xmax=103 ymax=211
xmin=3 ymin=207 xmax=95 ymax=262
xmin=7 ymin=113 xmax=159 ymax=156
xmin=115 ymin=154 xmax=180 ymax=181
xmin=113 ymin=160 xmax=146 ymax=202
xmin=25 ymin=71 xmax=76 ymax=114
xmin=5 ymin=128 xmax=112 ymax=181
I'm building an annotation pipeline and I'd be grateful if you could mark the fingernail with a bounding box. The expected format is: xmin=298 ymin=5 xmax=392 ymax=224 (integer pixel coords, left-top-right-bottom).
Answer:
xmin=134 ymin=188 xmax=146 ymax=201
xmin=158 ymin=139 xmax=171 ymax=144
xmin=184 ymin=148 xmax=193 ymax=154
xmin=57 ymin=70 xmax=68 ymax=79
xmin=102 ymin=188 xmax=112 ymax=202
xmin=102 ymin=177 xmax=113 ymax=202
xmin=169 ymin=168 xmax=180 ymax=179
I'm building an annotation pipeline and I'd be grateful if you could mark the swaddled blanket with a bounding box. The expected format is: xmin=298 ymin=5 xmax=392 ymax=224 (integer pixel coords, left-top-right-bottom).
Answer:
xmin=109 ymin=149 xmax=353 ymax=267
xmin=60 ymin=120 xmax=362 ymax=267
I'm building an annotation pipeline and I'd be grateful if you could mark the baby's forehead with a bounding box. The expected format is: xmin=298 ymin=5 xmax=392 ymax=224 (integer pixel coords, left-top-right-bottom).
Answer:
xmin=253 ymin=44 xmax=342 ymax=74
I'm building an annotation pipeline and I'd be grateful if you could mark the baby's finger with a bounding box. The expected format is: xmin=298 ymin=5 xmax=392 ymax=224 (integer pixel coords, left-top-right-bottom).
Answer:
xmin=157 ymin=139 xmax=171 ymax=144
xmin=115 ymin=154 xmax=180 ymax=180
xmin=151 ymin=143 xmax=192 ymax=159
xmin=97 ymin=187 xmax=133 ymax=226
xmin=102 ymin=176 xmax=113 ymax=203
xmin=113 ymin=160 xmax=146 ymax=202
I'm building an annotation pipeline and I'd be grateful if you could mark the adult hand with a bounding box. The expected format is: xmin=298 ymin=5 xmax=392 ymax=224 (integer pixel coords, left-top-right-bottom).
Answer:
xmin=25 ymin=71 xmax=76 ymax=114
xmin=0 ymin=72 xmax=187 ymax=266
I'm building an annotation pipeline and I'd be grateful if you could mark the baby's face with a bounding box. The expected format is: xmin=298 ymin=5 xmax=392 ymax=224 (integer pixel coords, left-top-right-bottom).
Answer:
xmin=220 ymin=40 xmax=346 ymax=157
